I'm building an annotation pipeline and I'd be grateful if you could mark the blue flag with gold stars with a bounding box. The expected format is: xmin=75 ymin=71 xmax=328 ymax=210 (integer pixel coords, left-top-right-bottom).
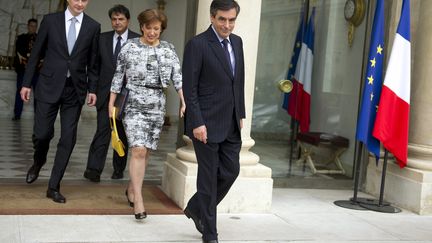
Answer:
xmin=282 ymin=6 xmax=306 ymax=111
xmin=355 ymin=0 xmax=384 ymax=160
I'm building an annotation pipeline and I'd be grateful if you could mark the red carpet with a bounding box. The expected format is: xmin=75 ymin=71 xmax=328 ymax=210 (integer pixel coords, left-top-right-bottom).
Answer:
xmin=0 ymin=182 xmax=182 ymax=215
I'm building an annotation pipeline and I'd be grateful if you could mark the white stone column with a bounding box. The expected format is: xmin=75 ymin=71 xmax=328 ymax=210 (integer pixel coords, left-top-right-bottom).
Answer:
xmin=365 ymin=0 xmax=432 ymax=215
xmin=162 ymin=0 xmax=273 ymax=213
xmin=406 ymin=0 xmax=432 ymax=172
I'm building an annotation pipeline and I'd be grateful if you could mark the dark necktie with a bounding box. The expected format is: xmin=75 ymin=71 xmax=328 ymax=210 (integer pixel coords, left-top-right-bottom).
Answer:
xmin=222 ymin=39 xmax=233 ymax=74
xmin=113 ymin=36 xmax=122 ymax=65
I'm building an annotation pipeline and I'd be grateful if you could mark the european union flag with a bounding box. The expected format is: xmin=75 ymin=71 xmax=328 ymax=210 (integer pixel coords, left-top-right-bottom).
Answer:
xmin=282 ymin=5 xmax=306 ymax=111
xmin=355 ymin=0 xmax=384 ymax=160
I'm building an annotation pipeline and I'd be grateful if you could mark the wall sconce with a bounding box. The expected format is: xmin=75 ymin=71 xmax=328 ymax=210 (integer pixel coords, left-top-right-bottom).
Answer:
xmin=156 ymin=0 xmax=166 ymax=11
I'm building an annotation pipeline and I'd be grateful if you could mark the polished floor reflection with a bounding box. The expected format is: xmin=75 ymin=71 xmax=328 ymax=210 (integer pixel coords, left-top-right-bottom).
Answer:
xmin=0 ymin=117 xmax=351 ymax=187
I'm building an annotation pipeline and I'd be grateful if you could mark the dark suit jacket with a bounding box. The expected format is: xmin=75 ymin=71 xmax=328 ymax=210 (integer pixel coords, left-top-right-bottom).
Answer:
xmin=22 ymin=12 xmax=100 ymax=105
xmin=14 ymin=33 xmax=37 ymax=73
xmin=95 ymin=30 xmax=140 ymax=109
xmin=183 ymin=26 xmax=245 ymax=143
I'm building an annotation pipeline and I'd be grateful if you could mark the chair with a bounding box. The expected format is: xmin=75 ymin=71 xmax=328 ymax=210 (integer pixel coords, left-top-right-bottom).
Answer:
xmin=296 ymin=132 xmax=349 ymax=175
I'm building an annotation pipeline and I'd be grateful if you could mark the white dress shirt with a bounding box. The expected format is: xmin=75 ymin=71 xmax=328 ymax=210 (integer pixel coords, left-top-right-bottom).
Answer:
xmin=65 ymin=8 xmax=83 ymax=40
xmin=113 ymin=30 xmax=129 ymax=53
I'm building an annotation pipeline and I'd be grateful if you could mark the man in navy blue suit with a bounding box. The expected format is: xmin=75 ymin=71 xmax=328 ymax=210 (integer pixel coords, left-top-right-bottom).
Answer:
xmin=84 ymin=4 xmax=139 ymax=182
xmin=21 ymin=0 xmax=100 ymax=203
xmin=12 ymin=18 xmax=39 ymax=121
xmin=182 ymin=1 xmax=245 ymax=242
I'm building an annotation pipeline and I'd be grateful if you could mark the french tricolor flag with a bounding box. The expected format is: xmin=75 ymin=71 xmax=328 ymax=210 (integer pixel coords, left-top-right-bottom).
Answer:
xmin=373 ymin=0 xmax=410 ymax=167
xmin=288 ymin=7 xmax=315 ymax=133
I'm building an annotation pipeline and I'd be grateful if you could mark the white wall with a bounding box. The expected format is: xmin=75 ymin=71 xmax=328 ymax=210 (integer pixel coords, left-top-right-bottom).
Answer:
xmin=310 ymin=1 xmax=367 ymax=174
xmin=252 ymin=0 xmax=368 ymax=175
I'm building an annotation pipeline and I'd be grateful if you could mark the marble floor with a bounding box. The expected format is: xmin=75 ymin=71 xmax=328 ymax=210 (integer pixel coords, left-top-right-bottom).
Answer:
xmin=0 ymin=117 xmax=350 ymax=187
xmin=0 ymin=117 xmax=177 ymax=183
xmin=1 ymin=119 xmax=432 ymax=242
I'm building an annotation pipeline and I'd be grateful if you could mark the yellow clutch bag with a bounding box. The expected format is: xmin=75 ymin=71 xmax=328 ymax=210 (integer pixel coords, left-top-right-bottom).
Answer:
xmin=110 ymin=107 xmax=125 ymax=157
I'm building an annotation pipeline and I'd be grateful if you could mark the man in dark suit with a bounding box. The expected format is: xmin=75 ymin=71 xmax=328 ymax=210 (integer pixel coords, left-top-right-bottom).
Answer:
xmin=12 ymin=18 xmax=39 ymax=121
xmin=20 ymin=0 xmax=100 ymax=203
xmin=182 ymin=1 xmax=245 ymax=242
xmin=84 ymin=4 xmax=139 ymax=182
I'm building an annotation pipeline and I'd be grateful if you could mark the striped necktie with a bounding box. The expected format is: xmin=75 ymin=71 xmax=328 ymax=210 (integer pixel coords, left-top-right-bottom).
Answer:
xmin=222 ymin=39 xmax=233 ymax=74
xmin=113 ymin=36 xmax=122 ymax=65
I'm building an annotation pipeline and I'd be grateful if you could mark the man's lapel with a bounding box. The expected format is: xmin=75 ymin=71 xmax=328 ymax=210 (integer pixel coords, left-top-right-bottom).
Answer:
xmin=107 ymin=31 xmax=115 ymax=66
xmin=71 ymin=14 xmax=89 ymax=55
xmin=230 ymin=36 xmax=240 ymax=80
xmin=127 ymin=30 xmax=134 ymax=40
xmin=58 ymin=13 xmax=68 ymax=55
xmin=108 ymin=31 xmax=114 ymax=55
xmin=207 ymin=27 xmax=234 ymax=80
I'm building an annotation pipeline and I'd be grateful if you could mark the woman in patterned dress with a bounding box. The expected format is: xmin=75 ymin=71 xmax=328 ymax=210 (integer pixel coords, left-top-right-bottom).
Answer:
xmin=109 ymin=9 xmax=185 ymax=220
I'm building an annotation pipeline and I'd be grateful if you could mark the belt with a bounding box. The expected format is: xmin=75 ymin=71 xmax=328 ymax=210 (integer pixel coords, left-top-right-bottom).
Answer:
xmin=144 ymin=85 xmax=163 ymax=90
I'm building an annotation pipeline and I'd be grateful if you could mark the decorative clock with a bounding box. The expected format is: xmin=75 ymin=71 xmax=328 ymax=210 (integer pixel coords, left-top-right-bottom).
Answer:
xmin=344 ymin=0 xmax=366 ymax=46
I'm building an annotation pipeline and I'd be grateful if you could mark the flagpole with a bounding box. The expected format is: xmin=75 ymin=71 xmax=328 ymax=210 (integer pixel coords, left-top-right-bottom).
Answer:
xmin=334 ymin=0 xmax=384 ymax=210
xmin=334 ymin=142 xmax=367 ymax=210
xmin=288 ymin=120 xmax=296 ymax=174
xmin=362 ymin=0 xmax=411 ymax=214
xmin=334 ymin=140 xmax=387 ymax=209
xmin=288 ymin=0 xmax=309 ymax=174
xmin=352 ymin=142 xmax=363 ymax=202
xmin=360 ymin=149 xmax=401 ymax=213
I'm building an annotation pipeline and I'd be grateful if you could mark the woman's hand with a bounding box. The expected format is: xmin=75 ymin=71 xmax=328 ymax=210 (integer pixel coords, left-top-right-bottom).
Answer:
xmin=108 ymin=92 xmax=118 ymax=118
xmin=179 ymin=101 xmax=186 ymax=118
xmin=177 ymin=89 xmax=186 ymax=118
xmin=108 ymin=104 xmax=114 ymax=118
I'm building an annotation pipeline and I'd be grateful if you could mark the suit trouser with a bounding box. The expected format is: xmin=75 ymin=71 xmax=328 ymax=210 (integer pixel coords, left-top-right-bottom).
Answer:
xmin=14 ymin=72 xmax=38 ymax=118
xmin=187 ymin=117 xmax=241 ymax=241
xmin=33 ymin=84 xmax=82 ymax=191
xmin=86 ymin=97 xmax=128 ymax=174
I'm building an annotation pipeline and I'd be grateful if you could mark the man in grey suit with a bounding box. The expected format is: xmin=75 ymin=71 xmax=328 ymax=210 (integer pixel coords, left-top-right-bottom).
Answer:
xmin=21 ymin=0 xmax=100 ymax=203
xmin=84 ymin=4 xmax=139 ymax=182
xmin=182 ymin=1 xmax=245 ymax=242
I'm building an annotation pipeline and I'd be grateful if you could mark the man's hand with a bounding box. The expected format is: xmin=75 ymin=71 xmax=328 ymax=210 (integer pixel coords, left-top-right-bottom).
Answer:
xmin=17 ymin=53 xmax=27 ymax=65
xmin=193 ymin=125 xmax=207 ymax=144
xmin=240 ymin=119 xmax=243 ymax=129
xmin=87 ymin=93 xmax=97 ymax=107
xmin=20 ymin=87 xmax=32 ymax=102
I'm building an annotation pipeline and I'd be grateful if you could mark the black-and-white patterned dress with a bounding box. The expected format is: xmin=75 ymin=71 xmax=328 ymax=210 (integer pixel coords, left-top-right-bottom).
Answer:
xmin=111 ymin=38 xmax=182 ymax=150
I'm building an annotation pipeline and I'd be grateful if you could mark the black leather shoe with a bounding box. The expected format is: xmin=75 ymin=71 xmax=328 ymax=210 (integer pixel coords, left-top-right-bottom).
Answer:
xmin=184 ymin=207 xmax=204 ymax=234
xmin=202 ymin=240 xmax=218 ymax=243
xmin=83 ymin=169 xmax=100 ymax=182
xmin=26 ymin=164 xmax=42 ymax=184
xmin=12 ymin=116 xmax=20 ymax=121
xmin=111 ymin=171 xmax=123 ymax=179
xmin=46 ymin=189 xmax=66 ymax=203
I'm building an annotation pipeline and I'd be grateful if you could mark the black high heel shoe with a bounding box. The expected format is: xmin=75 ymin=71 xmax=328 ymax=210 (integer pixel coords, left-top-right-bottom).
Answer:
xmin=135 ymin=211 xmax=147 ymax=220
xmin=125 ymin=189 xmax=134 ymax=207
